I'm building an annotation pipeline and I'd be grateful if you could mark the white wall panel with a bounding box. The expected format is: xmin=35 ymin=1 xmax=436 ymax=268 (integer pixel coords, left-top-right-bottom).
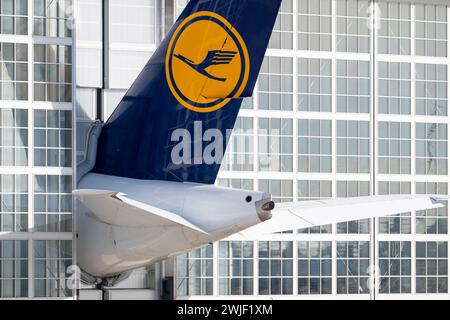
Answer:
xmin=107 ymin=0 xmax=158 ymax=89
xmin=76 ymin=0 xmax=103 ymax=88
xmin=109 ymin=0 xmax=156 ymax=44
xmin=103 ymin=89 xmax=127 ymax=120
xmin=108 ymin=49 xmax=153 ymax=89
xmin=76 ymin=88 xmax=97 ymax=161
xmin=76 ymin=47 xmax=103 ymax=87
xmin=76 ymin=0 xmax=102 ymax=41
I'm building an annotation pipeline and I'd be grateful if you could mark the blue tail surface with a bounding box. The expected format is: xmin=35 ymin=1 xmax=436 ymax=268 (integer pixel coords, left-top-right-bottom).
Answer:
xmin=93 ymin=0 xmax=282 ymax=184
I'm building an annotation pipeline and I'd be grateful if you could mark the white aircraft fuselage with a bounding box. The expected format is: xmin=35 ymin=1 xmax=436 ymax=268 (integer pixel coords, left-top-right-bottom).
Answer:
xmin=76 ymin=173 xmax=272 ymax=278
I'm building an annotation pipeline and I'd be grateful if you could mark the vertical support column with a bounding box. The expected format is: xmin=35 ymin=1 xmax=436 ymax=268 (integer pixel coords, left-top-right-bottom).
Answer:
xmin=102 ymin=0 xmax=109 ymax=90
xmin=253 ymin=113 xmax=258 ymax=190
xmin=292 ymin=0 xmax=298 ymax=208
xmin=447 ymin=5 xmax=450 ymax=299
xmin=212 ymin=241 xmax=219 ymax=297
xmin=410 ymin=4 xmax=416 ymax=297
xmin=160 ymin=260 xmax=166 ymax=298
xmin=331 ymin=239 xmax=337 ymax=296
xmin=411 ymin=8 xmax=418 ymax=299
xmin=411 ymin=3 xmax=416 ymax=183
xmin=369 ymin=0 xmax=378 ymax=301
xmin=253 ymin=240 xmax=258 ymax=296
xmin=27 ymin=0 xmax=35 ymax=300
xmin=411 ymin=237 xmax=416 ymax=294
xmin=253 ymin=53 xmax=259 ymax=189
xmin=154 ymin=262 xmax=162 ymax=299
xmin=96 ymin=88 xmax=103 ymax=121
xmin=331 ymin=0 xmax=337 ymax=297
xmin=331 ymin=0 xmax=337 ymax=195
xmin=71 ymin=1 xmax=78 ymax=300
xmin=28 ymin=238 xmax=34 ymax=299
xmin=155 ymin=0 xmax=162 ymax=43
xmin=164 ymin=0 xmax=175 ymax=36
xmin=292 ymin=238 xmax=298 ymax=295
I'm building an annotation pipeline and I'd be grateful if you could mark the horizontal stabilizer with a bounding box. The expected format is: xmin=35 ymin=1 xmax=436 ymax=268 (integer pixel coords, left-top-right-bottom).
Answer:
xmin=241 ymin=195 xmax=443 ymax=237
xmin=73 ymin=189 xmax=207 ymax=234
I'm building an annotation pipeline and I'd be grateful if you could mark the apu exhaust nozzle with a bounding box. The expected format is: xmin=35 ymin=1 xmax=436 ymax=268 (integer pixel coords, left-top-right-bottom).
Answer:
xmin=255 ymin=197 xmax=274 ymax=222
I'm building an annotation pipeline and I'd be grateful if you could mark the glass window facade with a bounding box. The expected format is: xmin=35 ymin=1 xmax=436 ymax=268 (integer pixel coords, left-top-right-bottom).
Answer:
xmin=33 ymin=0 xmax=73 ymax=38
xmin=0 ymin=240 xmax=28 ymax=298
xmin=217 ymin=179 xmax=254 ymax=191
xmin=415 ymin=182 xmax=448 ymax=235
xmin=218 ymin=241 xmax=254 ymax=295
xmin=222 ymin=117 xmax=254 ymax=172
xmin=378 ymin=62 xmax=411 ymax=115
xmin=378 ymin=181 xmax=411 ymax=195
xmin=337 ymin=217 xmax=370 ymax=234
xmin=416 ymin=242 xmax=448 ymax=293
xmin=378 ymin=121 xmax=411 ymax=174
xmin=298 ymin=119 xmax=332 ymax=172
xmin=34 ymin=44 xmax=72 ymax=103
xmin=336 ymin=60 xmax=370 ymax=113
xmin=258 ymin=118 xmax=293 ymax=172
xmin=0 ymin=43 xmax=28 ymax=101
xmin=0 ymin=0 xmax=74 ymax=299
xmin=298 ymin=0 xmax=332 ymax=51
xmin=259 ymin=57 xmax=293 ymax=111
xmin=379 ymin=212 xmax=411 ymax=235
xmin=34 ymin=175 xmax=72 ymax=233
xmin=415 ymin=63 xmax=447 ymax=116
xmin=34 ymin=240 xmax=72 ymax=298
xmin=336 ymin=180 xmax=370 ymax=197
xmin=176 ymin=245 xmax=213 ymax=297
xmin=298 ymin=241 xmax=332 ymax=295
xmin=298 ymin=58 xmax=332 ymax=112
xmin=336 ymin=0 xmax=370 ymax=53
xmin=0 ymin=174 xmax=27 ymax=232
xmin=298 ymin=224 xmax=332 ymax=234
xmin=415 ymin=3 xmax=447 ymax=57
xmin=298 ymin=180 xmax=332 ymax=200
xmin=34 ymin=110 xmax=72 ymax=168
xmin=336 ymin=120 xmax=370 ymax=173
xmin=336 ymin=241 xmax=370 ymax=294
xmin=379 ymin=241 xmax=412 ymax=294
xmin=0 ymin=108 xmax=28 ymax=166
xmin=259 ymin=179 xmax=293 ymax=203
xmin=378 ymin=2 xmax=411 ymax=55
xmin=258 ymin=241 xmax=293 ymax=295
xmin=0 ymin=0 xmax=28 ymax=35
xmin=299 ymin=58 xmax=331 ymax=113
xmin=269 ymin=0 xmax=293 ymax=49
xmin=415 ymin=123 xmax=447 ymax=175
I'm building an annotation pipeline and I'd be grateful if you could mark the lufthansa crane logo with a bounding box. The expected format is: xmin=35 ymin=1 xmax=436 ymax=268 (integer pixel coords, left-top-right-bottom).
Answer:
xmin=166 ymin=11 xmax=250 ymax=113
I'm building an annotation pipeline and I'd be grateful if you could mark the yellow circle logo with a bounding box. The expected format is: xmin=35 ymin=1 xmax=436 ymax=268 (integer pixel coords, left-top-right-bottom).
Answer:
xmin=166 ymin=11 xmax=250 ymax=113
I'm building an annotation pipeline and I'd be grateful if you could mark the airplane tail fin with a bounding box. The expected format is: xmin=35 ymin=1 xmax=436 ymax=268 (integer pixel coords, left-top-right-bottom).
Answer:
xmin=92 ymin=0 xmax=281 ymax=184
